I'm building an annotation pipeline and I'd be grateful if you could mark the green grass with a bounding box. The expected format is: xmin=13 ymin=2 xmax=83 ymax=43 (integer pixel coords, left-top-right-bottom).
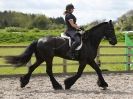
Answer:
xmin=99 ymin=42 xmax=126 ymax=71
xmin=0 ymin=41 xmax=130 ymax=75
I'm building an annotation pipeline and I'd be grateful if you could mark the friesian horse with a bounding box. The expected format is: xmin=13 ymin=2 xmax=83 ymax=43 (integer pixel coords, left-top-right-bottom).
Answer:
xmin=5 ymin=20 xmax=117 ymax=90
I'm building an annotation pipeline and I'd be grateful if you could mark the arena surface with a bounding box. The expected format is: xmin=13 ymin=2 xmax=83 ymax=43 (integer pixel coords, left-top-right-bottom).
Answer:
xmin=0 ymin=73 xmax=133 ymax=99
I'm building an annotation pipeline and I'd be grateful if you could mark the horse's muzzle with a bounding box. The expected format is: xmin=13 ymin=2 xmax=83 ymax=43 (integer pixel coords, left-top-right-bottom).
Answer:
xmin=109 ymin=38 xmax=117 ymax=45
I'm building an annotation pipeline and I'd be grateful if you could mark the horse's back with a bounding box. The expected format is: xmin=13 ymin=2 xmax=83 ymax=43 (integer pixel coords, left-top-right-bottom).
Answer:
xmin=37 ymin=36 xmax=68 ymax=50
xmin=38 ymin=35 xmax=63 ymax=44
xmin=37 ymin=36 xmax=70 ymax=58
xmin=38 ymin=36 xmax=54 ymax=47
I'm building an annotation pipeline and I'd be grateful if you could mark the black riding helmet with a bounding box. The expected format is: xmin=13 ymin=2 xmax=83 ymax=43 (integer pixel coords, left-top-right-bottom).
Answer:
xmin=66 ymin=4 xmax=74 ymax=10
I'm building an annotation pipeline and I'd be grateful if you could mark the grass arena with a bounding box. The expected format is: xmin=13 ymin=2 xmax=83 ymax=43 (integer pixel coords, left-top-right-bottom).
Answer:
xmin=0 ymin=73 xmax=133 ymax=99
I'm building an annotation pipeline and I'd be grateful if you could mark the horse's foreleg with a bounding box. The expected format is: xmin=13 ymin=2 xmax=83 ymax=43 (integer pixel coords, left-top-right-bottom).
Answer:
xmin=64 ymin=60 xmax=86 ymax=89
xmin=20 ymin=60 xmax=43 ymax=88
xmin=89 ymin=60 xmax=108 ymax=89
xmin=46 ymin=59 xmax=63 ymax=90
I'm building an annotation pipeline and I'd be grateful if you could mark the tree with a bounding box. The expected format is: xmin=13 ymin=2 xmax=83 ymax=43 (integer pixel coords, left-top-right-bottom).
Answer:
xmin=50 ymin=17 xmax=65 ymax=24
xmin=32 ymin=15 xmax=51 ymax=29
xmin=0 ymin=11 xmax=65 ymax=29
xmin=115 ymin=10 xmax=133 ymax=31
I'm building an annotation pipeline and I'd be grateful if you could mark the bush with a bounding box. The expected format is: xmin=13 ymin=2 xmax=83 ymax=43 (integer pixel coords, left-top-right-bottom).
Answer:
xmin=0 ymin=29 xmax=62 ymax=43
xmin=116 ymin=33 xmax=125 ymax=42
xmin=30 ymin=28 xmax=40 ymax=32
xmin=5 ymin=27 xmax=28 ymax=32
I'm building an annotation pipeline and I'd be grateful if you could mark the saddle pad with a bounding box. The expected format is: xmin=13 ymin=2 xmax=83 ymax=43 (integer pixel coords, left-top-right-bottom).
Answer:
xmin=61 ymin=33 xmax=82 ymax=50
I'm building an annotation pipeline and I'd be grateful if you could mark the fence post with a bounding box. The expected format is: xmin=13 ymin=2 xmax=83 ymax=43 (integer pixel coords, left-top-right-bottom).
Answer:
xmin=127 ymin=47 xmax=131 ymax=71
xmin=63 ymin=59 xmax=67 ymax=74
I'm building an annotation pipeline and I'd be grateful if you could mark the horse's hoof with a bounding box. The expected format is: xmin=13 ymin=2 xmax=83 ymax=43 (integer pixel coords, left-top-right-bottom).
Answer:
xmin=20 ymin=77 xmax=25 ymax=88
xmin=64 ymin=79 xmax=71 ymax=90
xmin=97 ymin=80 xmax=108 ymax=88
xmin=102 ymin=87 xmax=107 ymax=90
xmin=53 ymin=84 xmax=63 ymax=90
xmin=54 ymin=87 xmax=63 ymax=90
xmin=20 ymin=77 xmax=29 ymax=88
xmin=54 ymin=86 xmax=63 ymax=90
xmin=65 ymin=85 xmax=71 ymax=90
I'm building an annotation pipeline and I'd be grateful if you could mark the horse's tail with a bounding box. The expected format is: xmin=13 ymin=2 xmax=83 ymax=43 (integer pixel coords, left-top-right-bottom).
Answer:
xmin=5 ymin=40 xmax=38 ymax=67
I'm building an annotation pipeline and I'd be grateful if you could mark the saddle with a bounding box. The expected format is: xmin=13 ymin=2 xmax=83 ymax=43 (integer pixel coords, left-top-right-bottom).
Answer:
xmin=61 ymin=33 xmax=83 ymax=50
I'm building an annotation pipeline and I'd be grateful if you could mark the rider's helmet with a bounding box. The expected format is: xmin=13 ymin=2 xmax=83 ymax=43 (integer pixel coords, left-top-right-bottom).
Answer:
xmin=66 ymin=4 xmax=74 ymax=10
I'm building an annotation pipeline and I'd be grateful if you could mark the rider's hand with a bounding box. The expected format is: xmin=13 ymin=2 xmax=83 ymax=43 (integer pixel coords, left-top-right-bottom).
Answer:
xmin=79 ymin=27 xmax=84 ymax=31
xmin=77 ymin=27 xmax=85 ymax=35
xmin=77 ymin=27 xmax=84 ymax=31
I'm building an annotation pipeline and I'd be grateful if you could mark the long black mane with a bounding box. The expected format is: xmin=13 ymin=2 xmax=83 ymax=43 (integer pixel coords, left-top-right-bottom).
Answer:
xmin=86 ymin=22 xmax=108 ymax=33
xmin=83 ymin=22 xmax=108 ymax=40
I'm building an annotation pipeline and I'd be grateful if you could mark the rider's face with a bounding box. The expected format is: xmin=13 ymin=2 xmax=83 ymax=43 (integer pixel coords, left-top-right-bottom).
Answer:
xmin=70 ymin=8 xmax=74 ymax=13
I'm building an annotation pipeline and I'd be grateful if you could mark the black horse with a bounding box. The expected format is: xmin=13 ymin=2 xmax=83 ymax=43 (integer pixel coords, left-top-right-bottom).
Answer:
xmin=5 ymin=20 xmax=117 ymax=90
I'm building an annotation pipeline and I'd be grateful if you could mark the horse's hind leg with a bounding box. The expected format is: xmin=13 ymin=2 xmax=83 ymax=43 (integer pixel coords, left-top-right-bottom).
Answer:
xmin=20 ymin=54 xmax=44 ymax=88
xmin=46 ymin=58 xmax=63 ymax=90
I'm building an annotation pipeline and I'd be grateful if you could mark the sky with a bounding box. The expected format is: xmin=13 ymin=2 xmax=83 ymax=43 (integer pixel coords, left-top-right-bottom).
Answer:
xmin=0 ymin=0 xmax=133 ymax=25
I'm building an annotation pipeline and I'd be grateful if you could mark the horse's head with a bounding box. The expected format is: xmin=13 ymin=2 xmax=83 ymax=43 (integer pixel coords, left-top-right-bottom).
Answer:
xmin=104 ymin=20 xmax=117 ymax=45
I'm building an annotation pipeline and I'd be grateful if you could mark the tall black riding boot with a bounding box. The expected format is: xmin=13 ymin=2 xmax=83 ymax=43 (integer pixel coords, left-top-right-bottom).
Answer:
xmin=67 ymin=42 xmax=79 ymax=59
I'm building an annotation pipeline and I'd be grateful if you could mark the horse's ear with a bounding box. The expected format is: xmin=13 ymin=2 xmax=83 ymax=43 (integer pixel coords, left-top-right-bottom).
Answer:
xmin=109 ymin=20 xmax=112 ymax=24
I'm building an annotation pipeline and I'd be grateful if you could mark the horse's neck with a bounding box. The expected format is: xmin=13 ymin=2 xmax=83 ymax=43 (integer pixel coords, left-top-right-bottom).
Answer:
xmin=86 ymin=27 xmax=105 ymax=50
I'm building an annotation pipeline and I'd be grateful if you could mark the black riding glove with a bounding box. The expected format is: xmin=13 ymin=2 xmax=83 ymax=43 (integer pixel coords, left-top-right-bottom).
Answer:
xmin=79 ymin=27 xmax=84 ymax=31
xmin=77 ymin=27 xmax=84 ymax=31
xmin=77 ymin=27 xmax=85 ymax=35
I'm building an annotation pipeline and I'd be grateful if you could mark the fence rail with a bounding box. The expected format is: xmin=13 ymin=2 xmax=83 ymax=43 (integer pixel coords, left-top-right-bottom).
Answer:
xmin=0 ymin=45 xmax=133 ymax=75
xmin=97 ymin=46 xmax=133 ymax=72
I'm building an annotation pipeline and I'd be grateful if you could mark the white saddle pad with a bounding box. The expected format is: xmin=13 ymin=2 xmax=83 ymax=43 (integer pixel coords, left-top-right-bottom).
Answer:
xmin=61 ymin=33 xmax=83 ymax=50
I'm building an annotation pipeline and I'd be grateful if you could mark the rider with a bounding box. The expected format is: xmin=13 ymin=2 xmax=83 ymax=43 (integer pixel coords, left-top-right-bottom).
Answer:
xmin=64 ymin=4 xmax=83 ymax=59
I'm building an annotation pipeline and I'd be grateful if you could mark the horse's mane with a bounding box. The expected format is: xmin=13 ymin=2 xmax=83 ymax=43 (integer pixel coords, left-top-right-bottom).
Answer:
xmin=82 ymin=22 xmax=108 ymax=40
xmin=85 ymin=22 xmax=108 ymax=33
